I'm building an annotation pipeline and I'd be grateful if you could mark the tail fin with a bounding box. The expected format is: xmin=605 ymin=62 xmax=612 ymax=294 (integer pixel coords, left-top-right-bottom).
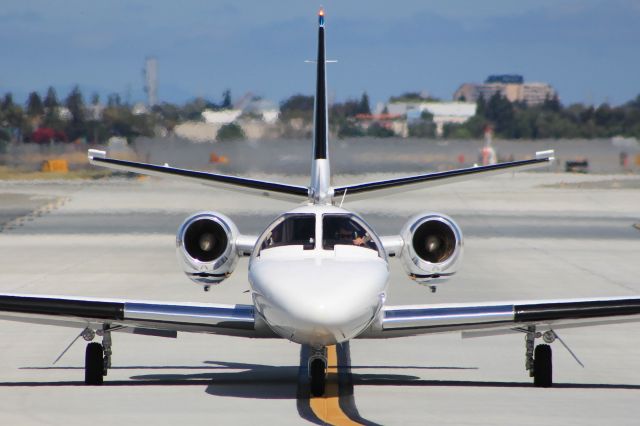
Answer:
xmin=309 ymin=8 xmax=331 ymax=204
xmin=313 ymin=8 xmax=328 ymax=160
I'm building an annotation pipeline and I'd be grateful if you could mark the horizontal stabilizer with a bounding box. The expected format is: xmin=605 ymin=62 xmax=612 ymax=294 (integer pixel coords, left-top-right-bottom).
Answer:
xmin=333 ymin=151 xmax=554 ymax=202
xmin=88 ymin=151 xmax=309 ymax=202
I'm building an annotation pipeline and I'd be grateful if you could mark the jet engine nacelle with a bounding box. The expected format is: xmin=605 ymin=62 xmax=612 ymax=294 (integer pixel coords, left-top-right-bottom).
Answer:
xmin=399 ymin=213 xmax=463 ymax=284
xmin=176 ymin=212 xmax=239 ymax=286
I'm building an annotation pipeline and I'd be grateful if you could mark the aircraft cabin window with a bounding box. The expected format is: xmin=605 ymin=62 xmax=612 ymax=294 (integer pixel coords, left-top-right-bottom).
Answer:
xmin=322 ymin=215 xmax=378 ymax=252
xmin=261 ymin=214 xmax=316 ymax=251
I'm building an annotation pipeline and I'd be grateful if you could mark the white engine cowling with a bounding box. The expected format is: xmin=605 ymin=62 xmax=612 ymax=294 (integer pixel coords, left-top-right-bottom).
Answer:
xmin=399 ymin=213 xmax=463 ymax=284
xmin=176 ymin=212 xmax=239 ymax=286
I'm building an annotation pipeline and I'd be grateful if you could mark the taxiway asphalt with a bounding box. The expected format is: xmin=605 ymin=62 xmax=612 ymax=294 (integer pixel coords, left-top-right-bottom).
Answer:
xmin=0 ymin=172 xmax=639 ymax=425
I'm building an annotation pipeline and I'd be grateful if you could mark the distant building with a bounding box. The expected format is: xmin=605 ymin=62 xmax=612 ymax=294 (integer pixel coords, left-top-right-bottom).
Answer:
xmin=202 ymin=109 xmax=242 ymax=125
xmin=174 ymin=122 xmax=220 ymax=143
xmin=241 ymin=99 xmax=280 ymax=124
xmin=383 ymin=101 xmax=476 ymax=137
xmin=453 ymin=74 xmax=556 ymax=106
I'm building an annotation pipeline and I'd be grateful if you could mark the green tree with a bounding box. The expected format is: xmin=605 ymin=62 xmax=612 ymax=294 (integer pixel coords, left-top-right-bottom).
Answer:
xmin=1 ymin=93 xmax=24 ymax=131
xmin=216 ymin=123 xmax=245 ymax=141
xmin=2 ymin=93 xmax=15 ymax=111
xmin=182 ymin=97 xmax=208 ymax=120
xmin=281 ymin=94 xmax=314 ymax=113
xmin=42 ymin=87 xmax=64 ymax=130
xmin=330 ymin=99 xmax=360 ymax=120
xmin=336 ymin=118 xmax=365 ymax=138
xmin=484 ymin=93 xmax=515 ymax=137
xmin=408 ymin=110 xmax=435 ymax=138
xmin=26 ymin=92 xmax=44 ymax=116
xmin=65 ymin=86 xmax=86 ymax=140
xmin=366 ymin=123 xmax=395 ymax=138
xmin=280 ymin=94 xmax=314 ymax=122
xmin=357 ymin=92 xmax=371 ymax=115
xmin=542 ymin=94 xmax=561 ymax=112
xmin=476 ymin=95 xmax=486 ymax=116
xmin=44 ymin=87 xmax=59 ymax=110
xmin=107 ymin=93 xmax=121 ymax=108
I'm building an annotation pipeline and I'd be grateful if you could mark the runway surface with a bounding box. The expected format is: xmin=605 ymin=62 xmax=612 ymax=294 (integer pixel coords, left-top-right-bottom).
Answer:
xmin=1 ymin=172 xmax=640 ymax=425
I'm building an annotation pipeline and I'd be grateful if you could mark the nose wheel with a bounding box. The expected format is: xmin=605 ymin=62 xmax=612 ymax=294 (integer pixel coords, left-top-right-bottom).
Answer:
xmin=308 ymin=347 xmax=327 ymax=396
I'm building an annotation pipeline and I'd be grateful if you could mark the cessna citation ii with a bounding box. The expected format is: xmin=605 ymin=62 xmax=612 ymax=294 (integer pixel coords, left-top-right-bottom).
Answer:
xmin=2 ymin=10 xmax=640 ymax=396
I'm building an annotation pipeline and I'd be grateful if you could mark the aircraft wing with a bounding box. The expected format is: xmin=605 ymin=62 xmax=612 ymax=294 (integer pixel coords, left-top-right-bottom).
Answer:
xmin=333 ymin=150 xmax=554 ymax=202
xmin=88 ymin=150 xmax=309 ymax=202
xmin=362 ymin=296 xmax=640 ymax=338
xmin=0 ymin=293 xmax=276 ymax=338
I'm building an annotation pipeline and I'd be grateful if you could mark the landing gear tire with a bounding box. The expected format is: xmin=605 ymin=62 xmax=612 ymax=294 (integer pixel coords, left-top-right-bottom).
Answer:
xmin=533 ymin=344 xmax=552 ymax=388
xmin=85 ymin=342 xmax=104 ymax=385
xmin=310 ymin=357 xmax=326 ymax=397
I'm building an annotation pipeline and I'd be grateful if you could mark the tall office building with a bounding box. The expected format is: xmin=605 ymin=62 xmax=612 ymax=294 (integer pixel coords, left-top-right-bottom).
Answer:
xmin=453 ymin=75 xmax=556 ymax=106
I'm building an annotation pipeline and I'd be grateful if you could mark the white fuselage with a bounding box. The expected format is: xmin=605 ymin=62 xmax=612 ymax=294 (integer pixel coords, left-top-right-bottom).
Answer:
xmin=248 ymin=204 xmax=389 ymax=348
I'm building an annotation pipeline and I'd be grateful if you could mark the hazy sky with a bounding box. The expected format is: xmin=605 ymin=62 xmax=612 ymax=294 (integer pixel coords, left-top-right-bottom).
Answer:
xmin=1 ymin=0 xmax=638 ymax=106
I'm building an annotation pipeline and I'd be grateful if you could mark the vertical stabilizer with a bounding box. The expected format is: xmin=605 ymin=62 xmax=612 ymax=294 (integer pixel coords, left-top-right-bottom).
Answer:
xmin=310 ymin=8 xmax=331 ymax=204
xmin=314 ymin=9 xmax=328 ymax=160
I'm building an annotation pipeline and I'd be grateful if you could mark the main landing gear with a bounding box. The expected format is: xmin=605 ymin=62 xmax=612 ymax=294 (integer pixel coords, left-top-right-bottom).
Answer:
xmin=309 ymin=347 xmax=327 ymax=397
xmin=524 ymin=326 xmax=553 ymax=388
xmin=82 ymin=326 xmax=113 ymax=385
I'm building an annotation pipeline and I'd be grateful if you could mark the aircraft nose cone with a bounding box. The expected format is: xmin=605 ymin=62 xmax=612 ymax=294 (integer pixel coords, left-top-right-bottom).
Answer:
xmin=250 ymin=257 xmax=388 ymax=346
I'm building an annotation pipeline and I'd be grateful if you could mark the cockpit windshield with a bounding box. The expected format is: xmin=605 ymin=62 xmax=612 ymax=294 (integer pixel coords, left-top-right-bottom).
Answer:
xmin=260 ymin=214 xmax=316 ymax=251
xmin=322 ymin=214 xmax=378 ymax=252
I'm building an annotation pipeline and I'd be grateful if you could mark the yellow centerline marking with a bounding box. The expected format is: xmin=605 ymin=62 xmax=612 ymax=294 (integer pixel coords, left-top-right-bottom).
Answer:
xmin=309 ymin=345 xmax=362 ymax=426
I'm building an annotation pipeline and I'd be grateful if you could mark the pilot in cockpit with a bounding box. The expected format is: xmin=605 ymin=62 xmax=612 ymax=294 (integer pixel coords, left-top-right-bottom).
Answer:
xmin=336 ymin=224 xmax=369 ymax=247
xmin=321 ymin=215 xmax=374 ymax=250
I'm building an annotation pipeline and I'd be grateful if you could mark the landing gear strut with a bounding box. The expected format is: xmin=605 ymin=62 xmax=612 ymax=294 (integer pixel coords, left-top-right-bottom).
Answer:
xmin=84 ymin=326 xmax=112 ymax=385
xmin=524 ymin=326 xmax=553 ymax=388
xmin=308 ymin=347 xmax=327 ymax=397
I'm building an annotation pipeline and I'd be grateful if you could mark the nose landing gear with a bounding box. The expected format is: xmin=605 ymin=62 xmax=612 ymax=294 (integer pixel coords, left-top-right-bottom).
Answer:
xmin=308 ymin=347 xmax=327 ymax=396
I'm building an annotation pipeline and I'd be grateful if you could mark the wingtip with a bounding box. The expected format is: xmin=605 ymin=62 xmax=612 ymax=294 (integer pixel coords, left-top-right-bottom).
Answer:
xmin=535 ymin=149 xmax=555 ymax=162
xmin=88 ymin=149 xmax=106 ymax=161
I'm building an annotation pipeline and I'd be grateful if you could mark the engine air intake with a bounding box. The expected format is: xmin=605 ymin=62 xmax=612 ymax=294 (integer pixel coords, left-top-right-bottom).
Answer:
xmin=412 ymin=220 xmax=456 ymax=263
xmin=176 ymin=212 xmax=239 ymax=286
xmin=184 ymin=219 xmax=228 ymax=262
xmin=399 ymin=213 xmax=464 ymax=285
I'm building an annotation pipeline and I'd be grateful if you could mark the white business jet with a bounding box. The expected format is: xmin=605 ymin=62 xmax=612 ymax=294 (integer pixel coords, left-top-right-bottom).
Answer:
xmin=1 ymin=9 xmax=640 ymax=396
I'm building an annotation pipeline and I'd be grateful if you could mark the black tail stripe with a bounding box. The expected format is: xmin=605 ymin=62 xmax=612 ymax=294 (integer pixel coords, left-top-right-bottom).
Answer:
xmin=313 ymin=25 xmax=327 ymax=159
